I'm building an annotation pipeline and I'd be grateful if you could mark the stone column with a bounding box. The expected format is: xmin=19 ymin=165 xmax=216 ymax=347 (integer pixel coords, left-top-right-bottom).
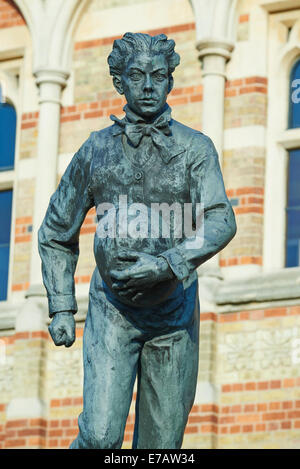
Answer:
xmin=5 ymin=71 xmax=69 ymax=446
xmin=29 ymin=69 xmax=69 ymax=290
xmin=197 ymin=40 xmax=234 ymax=160
xmin=196 ymin=40 xmax=234 ymax=283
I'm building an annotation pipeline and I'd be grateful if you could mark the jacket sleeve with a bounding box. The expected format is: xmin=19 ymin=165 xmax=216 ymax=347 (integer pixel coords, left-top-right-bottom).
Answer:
xmin=38 ymin=132 xmax=96 ymax=317
xmin=159 ymin=133 xmax=237 ymax=281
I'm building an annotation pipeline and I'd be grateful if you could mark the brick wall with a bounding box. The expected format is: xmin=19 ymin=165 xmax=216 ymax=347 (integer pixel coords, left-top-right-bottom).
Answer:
xmin=2 ymin=305 xmax=300 ymax=448
xmin=0 ymin=0 xmax=25 ymax=29
xmin=11 ymin=180 xmax=35 ymax=292
xmin=220 ymin=77 xmax=268 ymax=268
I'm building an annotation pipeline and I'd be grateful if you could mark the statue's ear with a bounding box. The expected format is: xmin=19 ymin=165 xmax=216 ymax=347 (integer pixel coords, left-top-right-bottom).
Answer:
xmin=113 ymin=76 xmax=124 ymax=95
xmin=168 ymin=75 xmax=174 ymax=94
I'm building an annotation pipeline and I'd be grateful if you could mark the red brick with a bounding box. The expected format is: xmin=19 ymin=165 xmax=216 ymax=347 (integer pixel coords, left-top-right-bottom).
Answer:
xmin=220 ymin=416 xmax=235 ymax=424
xmin=61 ymin=419 xmax=71 ymax=427
xmin=222 ymin=384 xmax=232 ymax=393
xmin=262 ymin=412 xmax=285 ymax=421
xmin=257 ymin=381 xmax=269 ymax=390
xmin=230 ymin=425 xmax=241 ymax=434
xmin=48 ymin=439 xmax=59 ymax=448
xmin=61 ymin=114 xmax=81 ymax=123
xmin=269 ymin=402 xmax=281 ymax=410
xmin=245 ymin=382 xmax=256 ymax=391
xmin=49 ymin=429 xmax=63 ymax=437
xmin=18 ymin=428 xmax=46 ymax=437
xmin=268 ymin=422 xmax=279 ymax=431
xmin=5 ymin=439 xmax=26 ymax=448
xmin=237 ymin=414 xmax=260 ymax=424
xmin=62 ymin=398 xmax=72 ymax=406
xmin=185 ymin=425 xmax=198 ymax=434
xmin=255 ymin=423 xmax=266 ymax=432
xmin=244 ymin=404 xmax=255 ymax=412
xmin=242 ymin=425 xmax=253 ymax=433
xmin=281 ymin=421 xmax=291 ymax=429
xmin=66 ymin=428 xmax=78 ymax=437
xmin=6 ymin=419 xmax=28 ymax=428
xmin=257 ymin=403 xmax=267 ymax=412
xmin=283 ymin=378 xmax=295 ymax=388
xmin=231 ymin=405 xmax=242 ymax=413
xmin=84 ymin=110 xmax=104 ymax=119
xmin=270 ymin=380 xmax=281 ymax=389
xmin=287 ymin=411 xmax=300 ymax=419
xmin=50 ymin=420 xmax=59 ymax=428
xmin=200 ymin=404 xmax=218 ymax=413
xmin=21 ymin=121 xmax=37 ymax=130
xmin=189 ymin=94 xmax=202 ymax=103
xmin=201 ymin=424 xmax=217 ymax=434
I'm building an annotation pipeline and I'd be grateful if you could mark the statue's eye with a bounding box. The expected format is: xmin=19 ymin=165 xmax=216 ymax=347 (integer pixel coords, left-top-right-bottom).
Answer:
xmin=130 ymin=72 xmax=143 ymax=80
xmin=153 ymin=73 xmax=166 ymax=81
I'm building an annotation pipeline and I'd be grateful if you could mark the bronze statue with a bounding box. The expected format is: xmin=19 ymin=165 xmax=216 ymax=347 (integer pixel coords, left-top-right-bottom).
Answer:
xmin=38 ymin=32 xmax=236 ymax=449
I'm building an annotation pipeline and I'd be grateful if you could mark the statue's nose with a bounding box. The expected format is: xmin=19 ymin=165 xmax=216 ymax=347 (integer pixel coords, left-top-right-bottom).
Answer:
xmin=143 ymin=74 xmax=153 ymax=92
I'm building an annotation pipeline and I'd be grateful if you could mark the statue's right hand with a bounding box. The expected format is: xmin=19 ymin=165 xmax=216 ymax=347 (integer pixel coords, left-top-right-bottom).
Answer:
xmin=48 ymin=312 xmax=76 ymax=348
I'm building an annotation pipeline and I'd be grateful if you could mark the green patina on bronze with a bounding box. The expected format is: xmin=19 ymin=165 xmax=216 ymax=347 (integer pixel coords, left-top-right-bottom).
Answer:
xmin=38 ymin=32 xmax=236 ymax=449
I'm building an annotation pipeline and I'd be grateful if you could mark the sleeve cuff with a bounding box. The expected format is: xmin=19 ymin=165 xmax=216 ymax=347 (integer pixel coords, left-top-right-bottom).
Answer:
xmin=48 ymin=294 xmax=78 ymax=318
xmin=158 ymin=248 xmax=190 ymax=281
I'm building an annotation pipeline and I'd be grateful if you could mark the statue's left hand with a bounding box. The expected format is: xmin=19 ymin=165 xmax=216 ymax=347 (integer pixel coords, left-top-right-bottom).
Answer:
xmin=110 ymin=252 xmax=174 ymax=301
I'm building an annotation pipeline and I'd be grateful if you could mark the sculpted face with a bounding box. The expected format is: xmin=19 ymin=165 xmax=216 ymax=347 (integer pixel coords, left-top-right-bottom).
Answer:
xmin=119 ymin=52 xmax=173 ymax=120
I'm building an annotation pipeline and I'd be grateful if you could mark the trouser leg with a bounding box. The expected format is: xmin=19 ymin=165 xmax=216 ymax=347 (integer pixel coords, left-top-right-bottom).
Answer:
xmin=71 ymin=280 xmax=143 ymax=449
xmin=133 ymin=315 xmax=199 ymax=449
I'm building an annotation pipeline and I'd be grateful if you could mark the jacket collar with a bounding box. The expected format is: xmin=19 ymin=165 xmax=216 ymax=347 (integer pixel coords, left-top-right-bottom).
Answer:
xmin=111 ymin=104 xmax=185 ymax=164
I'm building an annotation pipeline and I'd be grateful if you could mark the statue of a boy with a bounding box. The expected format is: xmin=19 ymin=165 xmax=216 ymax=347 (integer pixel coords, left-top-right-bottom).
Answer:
xmin=38 ymin=32 xmax=236 ymax=449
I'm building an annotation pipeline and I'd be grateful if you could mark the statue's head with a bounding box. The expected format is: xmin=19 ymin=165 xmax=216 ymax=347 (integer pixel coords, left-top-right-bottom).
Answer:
xmin=108 ymin=32 xmax=180 ymax=120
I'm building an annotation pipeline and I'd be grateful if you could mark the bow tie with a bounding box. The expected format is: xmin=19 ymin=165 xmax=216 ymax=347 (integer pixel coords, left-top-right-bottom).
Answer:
xmin=110 ymin=105 xmax=185 ymax=164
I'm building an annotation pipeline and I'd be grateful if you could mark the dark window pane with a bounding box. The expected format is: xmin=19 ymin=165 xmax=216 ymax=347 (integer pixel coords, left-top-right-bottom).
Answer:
xmin=286 ymin=147 xmax=300 ymax=267
xmin=0 ymin=103 xmax=16 ymax=171
xmin=0 ymin=190 xmax=13 ymax=244
xmin=0 ymin=190 xmax=12 ymax=301
xmin=286 ymin=239 xmax=299 ymax=268
xmin=286 ymin=207 xmax=300 ymax=239
xmin=288 ymin=149 xmax=300 ymax=207
xmin=0 ymin=246 xmax=10 ymax=301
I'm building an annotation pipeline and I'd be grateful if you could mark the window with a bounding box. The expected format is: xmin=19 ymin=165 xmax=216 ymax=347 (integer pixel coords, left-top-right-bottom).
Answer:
xmin=0 ymin=190 xmax=13 ymax=300
xmin=289 ymin=60 xmax=300 ymax=129
xmin=286 ymin=59 xmax=300 ymax=267
xmin=0 ymin=84 xmax=16 ymax=300
xmin=0 ymin=102 xmax=16 ymax=171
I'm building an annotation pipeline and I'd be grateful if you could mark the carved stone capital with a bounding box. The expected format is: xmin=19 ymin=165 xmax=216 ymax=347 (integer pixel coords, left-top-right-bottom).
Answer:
xmin=34 ymin=68 xmax=69 ymax=105
xmin=196 ymin=39 xmax=235 ymax=61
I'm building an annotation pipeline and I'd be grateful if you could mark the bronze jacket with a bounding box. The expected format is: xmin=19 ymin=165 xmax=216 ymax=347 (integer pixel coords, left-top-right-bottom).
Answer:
xmin=38 ymin=117 xmax=236 ymax=316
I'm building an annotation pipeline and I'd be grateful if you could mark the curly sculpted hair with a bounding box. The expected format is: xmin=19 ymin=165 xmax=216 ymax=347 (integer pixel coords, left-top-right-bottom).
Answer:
xmin=107 ymin=32 xmax=180 ymax=78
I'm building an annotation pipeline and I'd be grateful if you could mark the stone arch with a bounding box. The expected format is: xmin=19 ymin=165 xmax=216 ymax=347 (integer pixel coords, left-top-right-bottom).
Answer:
xmin=0 ymin=71 xmax=19 ymax=109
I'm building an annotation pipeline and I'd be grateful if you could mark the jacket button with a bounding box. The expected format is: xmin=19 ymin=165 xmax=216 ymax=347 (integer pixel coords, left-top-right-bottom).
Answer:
xmin=135 ymin=171 xmax=143 ymax=181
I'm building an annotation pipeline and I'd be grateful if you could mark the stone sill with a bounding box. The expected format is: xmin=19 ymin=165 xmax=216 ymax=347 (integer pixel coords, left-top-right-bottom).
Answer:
xmin=260 ymin=0 xmax=300 ymax=13
xmin=1 ymin=267 xmax=300 ymax=330
xmin=0 ymin=301 xmax=19 ymax=332
xmin=216 ymin=266 xmax=300 ymax=306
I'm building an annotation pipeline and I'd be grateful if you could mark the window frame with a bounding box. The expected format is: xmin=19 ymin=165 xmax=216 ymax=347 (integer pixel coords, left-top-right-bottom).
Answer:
xmin=0 ymin=66 xmax=22 ymax=303
xmin=263 ymin=12 xmax=300 ymax=273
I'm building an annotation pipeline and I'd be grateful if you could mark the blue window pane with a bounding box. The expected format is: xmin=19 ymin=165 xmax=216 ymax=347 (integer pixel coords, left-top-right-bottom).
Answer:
xmin=287 ymin=149 xmax=300 ymax=207
xmin=0 ymin=190 xmax=13 ymax=244
xmin=289 ymin=60 xmax=300 ymax=129
xmin=0 ymin=190 xmax=12 ymax=301
xmin=286 ymin=239 xmax=299 ymax=268
xmin=286 ymin=208 xmax=300 ymax=240
xmin=0 ymin=246 xmax=10 ymax=301
xmin=0 ymin=103 xmax=16 ymax=171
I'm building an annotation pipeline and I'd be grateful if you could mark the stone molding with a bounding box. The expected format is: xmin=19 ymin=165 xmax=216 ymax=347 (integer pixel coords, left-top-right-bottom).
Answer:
xmin=217 ymin=267 xmax=300 ymax=306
